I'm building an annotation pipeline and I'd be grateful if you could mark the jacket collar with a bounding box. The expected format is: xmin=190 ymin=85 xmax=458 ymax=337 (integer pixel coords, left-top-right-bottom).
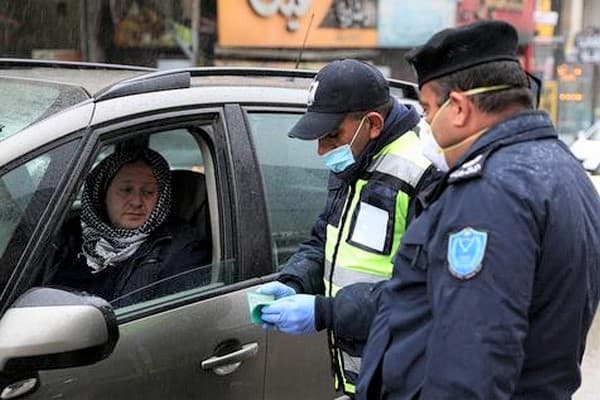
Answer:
xmin=418 ymin=111 xmax=558 ymax=208
xmin=453 ymin=110 xmax=556 ymax=169
xmin=335 ymin=100 xmax=421 ymax=184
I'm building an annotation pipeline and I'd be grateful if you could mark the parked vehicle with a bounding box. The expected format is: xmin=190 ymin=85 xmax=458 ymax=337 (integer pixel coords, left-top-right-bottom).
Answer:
xmin=0 ymin=60 xmax=420 ymax=399
xmin=570 ymin=121 xmax=600 ymax=171
xmin=569 ymin=120 xmax=600 ymax=192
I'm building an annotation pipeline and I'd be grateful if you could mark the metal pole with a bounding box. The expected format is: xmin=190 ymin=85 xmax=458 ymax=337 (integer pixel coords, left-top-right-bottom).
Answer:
xmin=192 ymin=0 xmax=201 ymax=66
xmin=79 ymin=0 xmax=89 ymax=61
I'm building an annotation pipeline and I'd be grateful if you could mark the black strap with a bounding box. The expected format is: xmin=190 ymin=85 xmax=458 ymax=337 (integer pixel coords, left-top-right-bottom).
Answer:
xmin=360 ymin=170 xmax=416 ymax=197
xmin=327 ymin=183 xmax=356 ymax=391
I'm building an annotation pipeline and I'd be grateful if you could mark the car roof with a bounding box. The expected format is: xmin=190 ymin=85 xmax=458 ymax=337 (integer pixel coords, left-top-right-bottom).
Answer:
xmin=0 ymin=59 xmax=154 ymax=141
xmin=0 ymin=58 xmax=154 ymax=94
xmin=93 ymin=67 xmax=419 ymax=102
xmin=1 ymin=65 xmax=421 ymax=163
xmin=90 ymin=68 xmax=420 ymax=125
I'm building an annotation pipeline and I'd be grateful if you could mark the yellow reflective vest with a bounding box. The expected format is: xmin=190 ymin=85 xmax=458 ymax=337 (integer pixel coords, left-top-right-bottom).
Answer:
xmin=324 ymin=120 xmax=431 ymax=394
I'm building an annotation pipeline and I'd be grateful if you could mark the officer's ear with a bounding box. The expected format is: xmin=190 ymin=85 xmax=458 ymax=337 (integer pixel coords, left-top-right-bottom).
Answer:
xmin=448 ymin=91 xmax=472 ymax=128
xmin=365 ymin=112 xmax=384 ymax=139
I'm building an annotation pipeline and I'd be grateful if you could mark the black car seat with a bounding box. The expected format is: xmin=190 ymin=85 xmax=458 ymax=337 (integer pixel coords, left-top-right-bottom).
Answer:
xmin=170 ymin=169 xmax=212 ymax=249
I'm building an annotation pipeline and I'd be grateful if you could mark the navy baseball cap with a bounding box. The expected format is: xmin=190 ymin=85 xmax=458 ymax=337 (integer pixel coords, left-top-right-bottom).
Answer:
xmin=288 ymin=59 xmax=390 ymax=140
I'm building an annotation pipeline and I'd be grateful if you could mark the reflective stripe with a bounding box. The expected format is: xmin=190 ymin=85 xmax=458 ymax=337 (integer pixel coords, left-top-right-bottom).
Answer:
xmin=336 ymin=352 xmax=360 ymax=394
xmin=332 ymin=264 xmax=387 ymax=287
xmin=324 ymin=259 xmax=332 ymax=283
xmin=367 ymin=152 xmax=426 ymax=189
xmin=342 ymin=352 xmax=362 ymax=375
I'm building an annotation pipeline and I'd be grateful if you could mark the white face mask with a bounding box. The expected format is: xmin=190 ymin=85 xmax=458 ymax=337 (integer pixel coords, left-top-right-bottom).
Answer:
xmin=419 ymin=122 xmax=449 ymax=172
xmin=422 ymin=84 xmax=512 ymax=172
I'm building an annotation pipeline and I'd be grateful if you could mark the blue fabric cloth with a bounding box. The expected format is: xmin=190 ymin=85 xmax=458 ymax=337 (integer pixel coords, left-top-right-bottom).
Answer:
xmin=357 ymin=111 xmax=600 ymax=399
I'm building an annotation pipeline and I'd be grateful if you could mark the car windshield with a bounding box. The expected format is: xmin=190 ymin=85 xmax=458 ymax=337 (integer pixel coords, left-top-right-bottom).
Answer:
xmin=0 ymin=77 xmax=89 ymax=141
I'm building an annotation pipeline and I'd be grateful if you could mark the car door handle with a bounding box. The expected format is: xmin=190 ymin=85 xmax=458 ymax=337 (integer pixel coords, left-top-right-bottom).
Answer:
xmin=201 ymin=342 xmax=259 ymax=375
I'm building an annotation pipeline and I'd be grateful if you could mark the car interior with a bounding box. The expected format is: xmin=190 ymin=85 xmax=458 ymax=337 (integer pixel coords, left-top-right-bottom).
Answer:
xmin=33 ymin=126 xmax=229 ymax=309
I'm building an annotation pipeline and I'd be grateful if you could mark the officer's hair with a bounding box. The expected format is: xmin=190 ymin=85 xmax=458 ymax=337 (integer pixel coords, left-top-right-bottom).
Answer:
xmin=347 ymin=97 xmax=394 ymax=121
xmin=430 ymin=61 xmax=534 ymax=113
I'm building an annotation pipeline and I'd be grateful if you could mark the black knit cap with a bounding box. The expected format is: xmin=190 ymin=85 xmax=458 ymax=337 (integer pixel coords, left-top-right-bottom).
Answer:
xmin=406 ymin=20 xmax=520 ymax=88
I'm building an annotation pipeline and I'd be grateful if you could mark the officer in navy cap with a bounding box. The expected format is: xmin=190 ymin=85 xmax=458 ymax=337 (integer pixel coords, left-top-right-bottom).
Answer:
xmin=357 ymin=20 xmax=600 ymax=399
xmin=256 ymin=59 xmax=438 ymax=396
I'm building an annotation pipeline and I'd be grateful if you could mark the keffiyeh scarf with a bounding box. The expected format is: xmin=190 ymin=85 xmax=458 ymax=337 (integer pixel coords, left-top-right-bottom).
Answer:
xmin=80 ymin=148 xmax=171 ymax=273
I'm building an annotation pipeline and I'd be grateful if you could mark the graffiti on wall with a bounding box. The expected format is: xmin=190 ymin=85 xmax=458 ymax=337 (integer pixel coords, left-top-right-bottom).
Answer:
xmin=247 ymin=0 xmax=377 ymax=32
xmin=219 ymin=0 xmax=378 ymax=47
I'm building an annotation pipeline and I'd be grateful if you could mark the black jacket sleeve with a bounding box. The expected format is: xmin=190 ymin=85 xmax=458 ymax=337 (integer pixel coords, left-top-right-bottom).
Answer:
xmin=314 ymin=281 xmax=386 ymax=356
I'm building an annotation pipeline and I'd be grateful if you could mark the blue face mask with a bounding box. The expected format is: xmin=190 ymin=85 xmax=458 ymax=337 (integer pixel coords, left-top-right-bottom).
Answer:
xmin=321 ymin=116 xmax=367 ymax=173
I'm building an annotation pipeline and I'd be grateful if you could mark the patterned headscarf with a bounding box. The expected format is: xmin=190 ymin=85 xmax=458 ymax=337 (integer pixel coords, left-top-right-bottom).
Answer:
xmin=80 ymin=148 xmax=171 ymax=273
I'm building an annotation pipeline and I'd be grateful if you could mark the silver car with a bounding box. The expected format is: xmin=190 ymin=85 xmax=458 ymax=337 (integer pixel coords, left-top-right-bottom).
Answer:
xmin=0 ymin=60 xmax=420 ymax=399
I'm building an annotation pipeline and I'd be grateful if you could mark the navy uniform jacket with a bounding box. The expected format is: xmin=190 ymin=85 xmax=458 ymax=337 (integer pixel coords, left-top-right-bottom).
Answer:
xmin=357 ymin=111 xmax=600 ymax=400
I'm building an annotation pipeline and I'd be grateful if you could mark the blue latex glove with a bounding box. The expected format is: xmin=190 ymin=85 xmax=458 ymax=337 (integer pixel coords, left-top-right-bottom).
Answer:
xmin=256 ymin=281 xmax=296 ymax=299
xmin=261 ymin=294 xmax=316 ymax=335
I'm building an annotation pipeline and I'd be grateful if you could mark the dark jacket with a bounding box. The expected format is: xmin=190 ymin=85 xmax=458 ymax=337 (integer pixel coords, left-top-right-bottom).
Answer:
xmin=357 ymin=111 xmax=600 ymax=400
xmin=43 ymin=217 xmax=211 ymax=306
xmin=279 ymin=101 xmax=438 ymax=353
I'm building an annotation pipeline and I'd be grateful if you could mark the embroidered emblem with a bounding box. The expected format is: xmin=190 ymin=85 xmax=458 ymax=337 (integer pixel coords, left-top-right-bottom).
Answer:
xmin=448 ymin=154 xmax=485 ymax=183
xmin=307 ymin=80 xmax=319 ymax=106
xmin=447 ymin=227 xmax=487 ymax=279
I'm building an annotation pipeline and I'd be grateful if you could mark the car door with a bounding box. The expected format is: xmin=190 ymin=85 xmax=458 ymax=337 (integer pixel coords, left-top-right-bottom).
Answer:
xmin=12 ymin=102 xmax=273 ymax=399
xmin=242 ymin=106 xmax=338 ymax=399
xmin=0 ymin=89 xmax=335 ymax=399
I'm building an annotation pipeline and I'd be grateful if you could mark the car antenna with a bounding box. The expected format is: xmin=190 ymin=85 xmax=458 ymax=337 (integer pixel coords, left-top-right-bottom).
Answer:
xmin=295 ymin=13 xmax=315 ymax=70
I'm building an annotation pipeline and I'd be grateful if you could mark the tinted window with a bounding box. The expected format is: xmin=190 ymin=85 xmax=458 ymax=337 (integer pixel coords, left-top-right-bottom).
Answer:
xmin=246 ymin=112 xmax=328 ymax=266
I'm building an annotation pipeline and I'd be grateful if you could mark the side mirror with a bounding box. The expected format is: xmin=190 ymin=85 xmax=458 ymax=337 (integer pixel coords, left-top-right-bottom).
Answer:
xmin=0 ymin=287 xmax=118 ymax=398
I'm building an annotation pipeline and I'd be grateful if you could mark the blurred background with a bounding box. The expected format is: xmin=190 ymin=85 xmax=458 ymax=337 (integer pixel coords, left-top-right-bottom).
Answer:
xmin=1 ymin=2 xmax=600 ymax=398
xmin=0 ymin=0 xmax=598 ymax=142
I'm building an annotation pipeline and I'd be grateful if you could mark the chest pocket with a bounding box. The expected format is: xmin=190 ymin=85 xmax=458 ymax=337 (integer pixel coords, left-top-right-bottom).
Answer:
xmin=394 ymin=216 xmax=429 ymax=272
xmin=346 ymin=181 xmax=396 ymax=255
xmin=324 ymin=175 xmax=348 ymax=227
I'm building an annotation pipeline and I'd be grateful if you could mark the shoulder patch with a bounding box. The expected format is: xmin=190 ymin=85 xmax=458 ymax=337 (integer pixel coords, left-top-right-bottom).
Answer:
xmin=448 ymin=154 xmax=486 ymax=184
xmin=447 ymin=227 xmax=487 ymax=280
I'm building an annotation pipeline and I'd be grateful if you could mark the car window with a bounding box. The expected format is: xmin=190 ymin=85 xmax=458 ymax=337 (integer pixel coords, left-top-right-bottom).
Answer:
xmin=149 ymin=129 xmax=204 ymax=171
xmin=246 ymin=111 xmax=329 ymax=267
xmin=110 ymin=259 xmax=238 ymax=311
xmin=41 ymin=126 xmax=222 ymax=312
xmin=0 ymin=141 xmax=78 ymax=288
xmin=0 ymin=77 xmax=89 ymax=142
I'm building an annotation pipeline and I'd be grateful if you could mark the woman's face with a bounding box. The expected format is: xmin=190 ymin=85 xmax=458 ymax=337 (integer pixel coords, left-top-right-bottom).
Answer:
xmin=105 ymin=161 xmax=159 ymax=229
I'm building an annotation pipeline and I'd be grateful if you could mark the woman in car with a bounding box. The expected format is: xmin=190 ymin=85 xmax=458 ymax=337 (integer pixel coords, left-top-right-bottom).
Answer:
xmin=43 ymin=148 xmax=211 ymax=305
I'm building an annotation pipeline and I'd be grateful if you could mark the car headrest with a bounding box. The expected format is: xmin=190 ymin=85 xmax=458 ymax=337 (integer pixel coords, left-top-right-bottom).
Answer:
xmin=170 ymin=169 xmax=207 ymax=226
